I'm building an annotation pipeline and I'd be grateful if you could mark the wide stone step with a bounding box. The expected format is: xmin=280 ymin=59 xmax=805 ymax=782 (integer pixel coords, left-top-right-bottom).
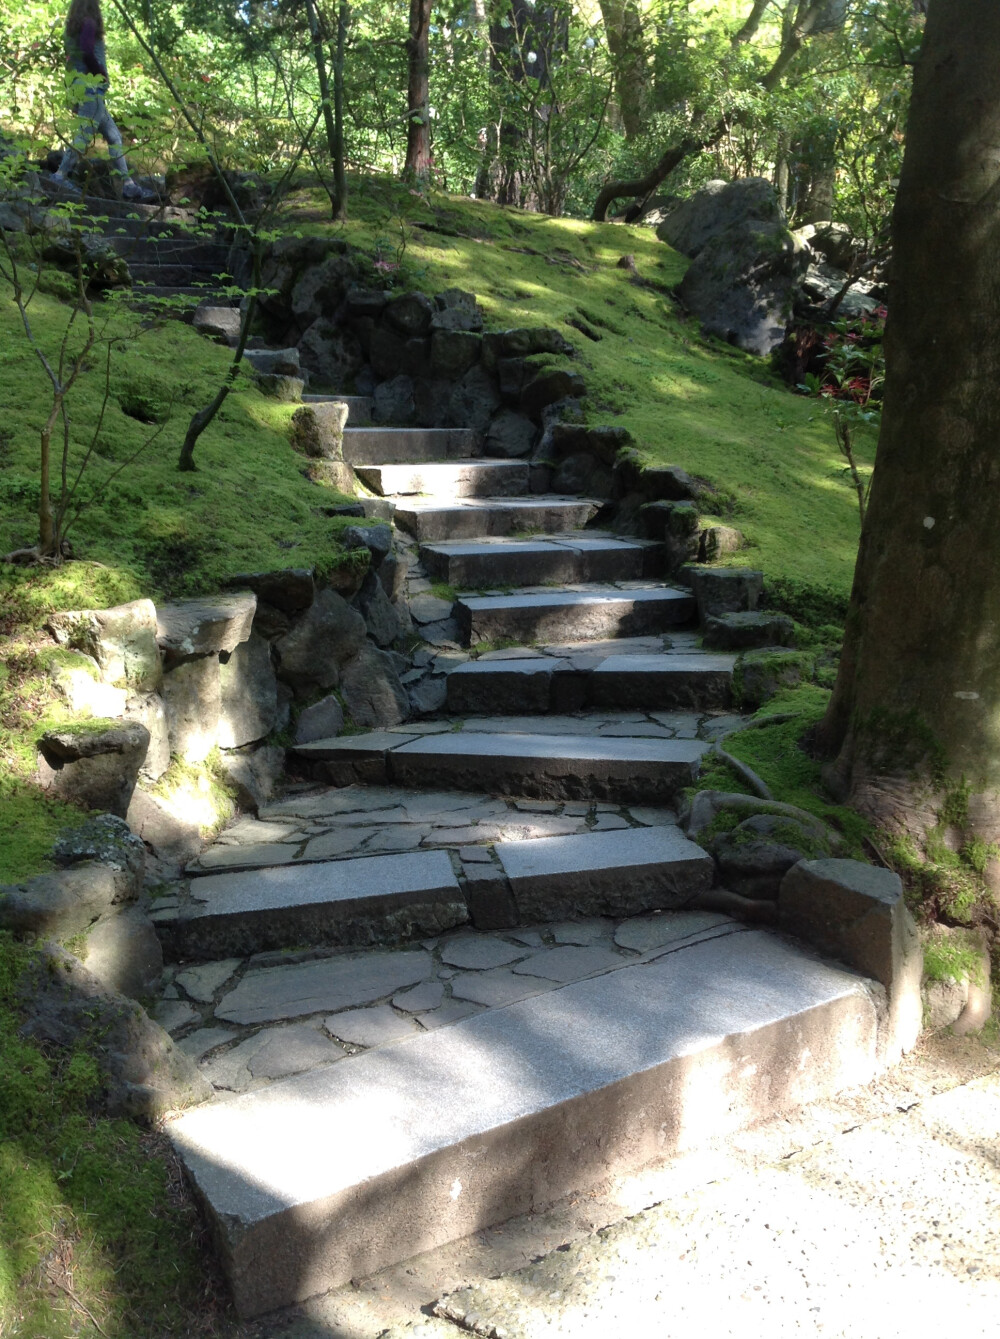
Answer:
xmin=302 ymin=393 xmax=374 ymax=425
xmin=356 ymin=460 xmax=529 ymax=499
xmin=421 ymin=535 xmax=660 ymax=586
xmin=156 ymin=849 xmax=468 ymax=960
xmin=169 ymin=929 xmax=879 ymax=1317
xmin=294 ymin=730 xmax=708 ymax=802
xmin=446 ymin=652 xmax=735 ymax=714
xmin=454 ymin=587 xmax=695 ymax=646
xmin=342 ymin=427 xmax=478 ymax=466
xmin=394 ymin=496 xmax=602 ymax=543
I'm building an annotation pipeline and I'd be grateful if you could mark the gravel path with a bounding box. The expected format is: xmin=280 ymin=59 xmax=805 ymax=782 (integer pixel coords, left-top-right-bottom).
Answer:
xmin=251 ymin=1034 xmax=999 ymax=1339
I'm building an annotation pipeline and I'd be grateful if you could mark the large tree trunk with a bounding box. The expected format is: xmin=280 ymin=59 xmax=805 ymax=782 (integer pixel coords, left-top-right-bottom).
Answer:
xmin=818 ymin=0 xmax=1000 ymax=858
xmin=598 ymin=0 xmax=648 ymax=140
xmin=404 ymin=0 xmax=432 ymax=180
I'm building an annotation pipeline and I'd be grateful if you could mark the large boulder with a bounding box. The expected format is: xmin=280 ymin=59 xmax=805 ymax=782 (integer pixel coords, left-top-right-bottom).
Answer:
xmin=297 ymin=318 xmax=364 ymax=388
xmin=156 ymin=592 xmax=256 ymax=661
xmin=37 ymin=720 xmax=150 ymax=816
xmin=340 ymin=643 xmax=409 ymax=728
xmin=218 ymin=633 xmax=279 ymax=748
xmin=290 ymin=402 xmax=348 ymax=459
xmin=161 ymin=655 xmax=221 ymax=764
xmin=48 ymin=599 xmax=161 ymax=694
xmin=678 ymin=219 xmax=811 ymax=356
xmin=373 ymin=375 xmax=417 ymax=425
xmin=274 ymin=588 xmax=367 ymax=692
xmin=656 ymin=178 xmax=784 ymax=258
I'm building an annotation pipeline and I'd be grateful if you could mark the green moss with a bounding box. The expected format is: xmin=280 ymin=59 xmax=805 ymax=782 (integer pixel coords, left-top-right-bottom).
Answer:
xmin=40 ymin=715 xmax=123 ymax=738
xmin=0 ymin=785 xmax=87 ymax=884
xmin=923 ymin=933 xmax=988 ymax=990
xmin=150 ymin=751 xmax=237 ymax=837
xmin=0 ymin=933 xmax=214 ymax=1335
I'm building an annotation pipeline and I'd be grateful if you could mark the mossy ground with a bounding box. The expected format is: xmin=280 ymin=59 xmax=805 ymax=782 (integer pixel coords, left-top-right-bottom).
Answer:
xmin=282 ymin=174 xmax=873 ymax=601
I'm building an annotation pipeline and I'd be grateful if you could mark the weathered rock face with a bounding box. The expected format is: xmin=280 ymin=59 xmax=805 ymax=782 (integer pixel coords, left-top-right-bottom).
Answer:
xmin=243 ymin=347 xmax=301 ymax=378
xmin=779 ymin=859 xmax=924 ymax=1062
xmin=339 ymin=643 xmax=409 ymax=728
xmin=297 ymin=319 xmax=364 ymax=387
xmin=156 ymin=592 xmax=257 ymax=661
xmin=290 ymin=402 xmax=348 ymax=459
xmin=678 ymin=219 xmax=811 ymax=356
xmin=228 ymin=569 xmax=315 ymax=614
xmin=294 ymin=694 xmax=345 ymax=745
xmin=37 ymin=720 xmax=150 ymax=816
xmin=486 ymin=410 xmax=537 ymax=458
xmin=374 ymin=375 xmax=416 ymax=425
xmin=17 ymin=943 xmax=212 ymax=1119
xmin=274 ymin=589 xmax=368 ymax=692
xmin=219 ymin=634 xmax=279 ymax=748
xmin=48 ymin=599 xmax=161 ymax=693
xmin=161 ymin=656 xmax=221 ymax=764
xmin=656 ymin=178 xmax=785 ymax=258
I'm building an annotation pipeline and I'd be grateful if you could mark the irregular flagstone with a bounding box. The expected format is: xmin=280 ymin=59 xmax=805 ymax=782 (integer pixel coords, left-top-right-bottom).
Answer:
xmin=392 ymin=981 xmax=445 ymax=1013
xmin=247 ymin=1025 xmax=345 ymax=1081
xmin=218 ymin=817 xmax=302 ymax=845
xmin=215 ymin=949 xmax=434 ymax=1025
xmin=325 ymin=1005 xmax=420 ymax=1048
xmin=174 ymin=958 xmax=242 ymax=1003
xmin=300 ymin=829 xmax=378 ymax=860
xmin=549 ymin=920 xmax=614 ymax=946
xmin=189 ymin=842 xmax=301 ymax=872
xmin=152 ymin=999 xmax=199 ymax=1033
xmin=415 ymin=998 xmax=484 ymax=1030
xmin=162 ymin=851 xmax=467 ymax=959
xmin=439 ymin=936 xmax=528 ymax=971
xmin=512 ymin=945 xmax=625 ymax=982
xmin=614 ymin=910 xmax=736 ymax=953
xmin=176 ymin=1026 xmax=238 ymax=1063
xmin=450 ymin=967 xmax=559 ymax=1007
xmin=364 ymin=827 xmax=432 ymax=853
xmin=262 ymin=786 xmax=410 ymax=820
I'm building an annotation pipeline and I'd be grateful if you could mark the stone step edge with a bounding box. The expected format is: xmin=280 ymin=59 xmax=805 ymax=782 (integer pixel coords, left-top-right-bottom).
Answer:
xmin=168 ymin=931 xmax=881 ymax=1317
xmin=159 ymin=825 xmax=717 ymax=954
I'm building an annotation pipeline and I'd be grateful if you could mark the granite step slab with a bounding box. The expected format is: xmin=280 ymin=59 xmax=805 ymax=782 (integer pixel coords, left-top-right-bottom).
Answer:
xmin=301 ymin=393 xmax=374 ymax=425
xmin=495 ymin=824 xmax=714 ymax=922
xmin=154 ymin=849 xmax=467 ymax=960
xmin=169 ymin=930 xmax=880 ymax=1317
xmin=393 ymin=497 xmax=601 ymax=543
xmin=420 ymin=535 xmax=661 ymax=587
xmin=454 ymin=587 xmax=695 ymax=646
xmin=445 ymin=651 xmax=734 ymax=714
xmin=295 ymin=731 xmax=709 ymax=802
xmin=342 ymin=427 xmax=477 ymax=466
xmin=355 ymin=460 xmax=529 ymax=499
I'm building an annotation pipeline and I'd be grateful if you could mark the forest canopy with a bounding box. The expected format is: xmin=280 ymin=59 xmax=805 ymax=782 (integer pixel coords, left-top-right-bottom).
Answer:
xmin=1 ymin=1 xmax=923 ymax=238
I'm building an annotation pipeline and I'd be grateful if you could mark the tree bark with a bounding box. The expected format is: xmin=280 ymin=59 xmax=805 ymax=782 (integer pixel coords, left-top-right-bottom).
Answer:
xmin=818 ymin=0 xmax=1000 ymax=853
xmin=404 ymin=0 xmax=432 ymax=181
xmin=598 ymin=0 xmax=647 ymax=140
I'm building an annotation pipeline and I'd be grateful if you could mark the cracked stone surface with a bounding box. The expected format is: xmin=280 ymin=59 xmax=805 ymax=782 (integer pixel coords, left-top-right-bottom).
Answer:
xmin=439 ymin=936 xmax=528 ymax=970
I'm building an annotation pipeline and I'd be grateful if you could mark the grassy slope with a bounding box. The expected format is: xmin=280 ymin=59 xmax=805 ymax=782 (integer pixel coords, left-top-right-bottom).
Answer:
xmin=284 ymin=177 xmax=873 ymax=602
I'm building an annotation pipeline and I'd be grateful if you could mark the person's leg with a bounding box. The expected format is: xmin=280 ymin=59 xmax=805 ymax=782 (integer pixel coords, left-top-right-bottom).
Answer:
xmin=53 ymin=93 xmax=101 ymax=180
xmin=95 ymin=95 xmax=132 ymax=181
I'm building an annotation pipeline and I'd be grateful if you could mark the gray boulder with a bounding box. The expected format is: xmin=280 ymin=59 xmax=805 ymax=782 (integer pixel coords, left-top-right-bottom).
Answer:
xmin=161 ymin=655 xmax=221 ymax=763
xmin=254 ymin=374 xmax=304 ymax=402
xmin=485 ymin=409 xmax=537 ymax=458
xmin=431 ymin=289 xmax=484 ymax=332
xmin=216 ymin=744 xmax=285 ymax=815
xmin=340 ymin=644 xmax=409 ymax=728
xmin=447 ymin=364 xmax=502 ymax=432
xmin=656 ymin=178 xmax=784 ymax=258
xmin=78 ymin=905 xmax=163 ymax=1000
xmin=243 ymin=347 xmax=300 ymax=377
xmin=48 ymin=598 xmax=162 ymax=693
xmin=800 ymin=260 xmax=879 ymax=318
xmin=679 ymin=219 xmax=811 ymax=356
xmin=290 ymin=402 xmax=348 ymax=459
xmin=294 ymin=694 xmax=345 ymax=745
xmin=274 ymin=588 xmax=367 ymax=692
xmin=193 ymin=305 xmax=242 ymax=344
xmin=384 ymin=291 xmax=434 ymax=336
xmin=354 ymin=572 xmax=401 ymax=647
xmin=290 ymin=253 xmax=355 ymax=322
xmin=431 ymin=330 xmax=481 ymax=378
xmin=297 ymin=318 xmax=364 ymax=387
xmin=686 ymin=567 xmax=763 ymax=619
xmin=37 ymin=720 xmax=150 ymax=816
xmin=218 ymin=633 xmax=279 ymax=748
xmin=227 ymin=568 xmax=315 ymax=614
xmin=703 ymin=611 xmax=795 ymax=651
xmin=374 ymin=375 xmax=416 ymax=425
xmin=711 ymin=813 xmax=829 ymax=900
xmin=156 ymin=591 xmax=256 ymax=660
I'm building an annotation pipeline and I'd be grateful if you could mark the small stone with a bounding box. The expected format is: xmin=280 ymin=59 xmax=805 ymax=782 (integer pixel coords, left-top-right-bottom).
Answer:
xmin=392 ymin=980 xmax=445 ymax=1012
xmin=439 ymin=936 xmax=527 ymax=971
xmin=247 ymin=1024 xmax=344 ymax=1080
xmin=325 ymin=1004 xmax=419 ymax=1047
xmin=512 ymin=945 xmax=623 ymax=982
xmin=410 ymin=595 xmax=455 ymax=625
xmin=151 ymin=999 xmax=199 ymax=1033
xmin=174 ymin=958 xmax=242 ymax=1003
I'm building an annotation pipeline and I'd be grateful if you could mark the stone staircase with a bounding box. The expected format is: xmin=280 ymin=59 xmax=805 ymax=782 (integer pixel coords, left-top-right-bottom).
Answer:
xmin=150 ymin=387 xmax=903 ymax=1320
xmin=43 ymin=182 xmax=241 ymax=308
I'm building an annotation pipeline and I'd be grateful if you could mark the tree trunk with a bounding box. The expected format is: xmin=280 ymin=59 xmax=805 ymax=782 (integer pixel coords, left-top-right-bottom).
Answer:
xmin=331 ymin=0 xmax=348 ymax=217
xmin=818 ymin=0 xmax=1000 ymax=856
xmin=598 ymin=0 xmax=647 ymax=141
xmin=404 ymin=0 xmax=432 ymax=181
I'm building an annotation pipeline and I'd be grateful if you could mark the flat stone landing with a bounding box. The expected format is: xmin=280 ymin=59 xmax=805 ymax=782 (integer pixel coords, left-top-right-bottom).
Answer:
xmin=168 ymin=927 xmax=879 ymax=1317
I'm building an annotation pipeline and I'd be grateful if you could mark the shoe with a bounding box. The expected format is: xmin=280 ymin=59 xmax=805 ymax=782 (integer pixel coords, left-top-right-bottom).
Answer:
xmin=51 ymin=171 xmax=82 ymax=196
xmin=122 ymin=178 xmax=156 ymax=203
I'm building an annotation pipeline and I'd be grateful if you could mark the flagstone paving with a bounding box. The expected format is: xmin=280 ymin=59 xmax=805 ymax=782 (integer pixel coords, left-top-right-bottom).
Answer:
xmin=163 ymin=909 xmax=745 ymax=1098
